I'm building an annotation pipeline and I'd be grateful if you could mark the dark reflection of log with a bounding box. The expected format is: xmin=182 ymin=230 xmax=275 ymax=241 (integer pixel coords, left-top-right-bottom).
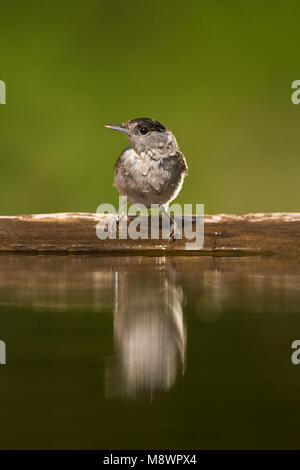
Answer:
xmin=0 ymin=254 xmax=299 ymax=315
xmin=107 ymin=261 xmax=186 ymax=399
xmin=0 ymin=254 xmax=114 ymax=311
xmin=175 ymin=256 xmax=300 ymax=316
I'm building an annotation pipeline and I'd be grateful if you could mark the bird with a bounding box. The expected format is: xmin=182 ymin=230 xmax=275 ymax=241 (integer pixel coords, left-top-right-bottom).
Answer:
xmin=105 ymin=118 xmax=188 ymax=239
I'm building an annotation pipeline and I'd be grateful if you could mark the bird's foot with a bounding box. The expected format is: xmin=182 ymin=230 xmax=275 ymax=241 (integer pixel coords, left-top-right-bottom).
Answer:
xmin=106 ymin=215 xmax=118 ymax=237
xmin=106 ymin=214 xmax=129 ymax=237
xmin=169 ymin=224 xmax=181 ymax=242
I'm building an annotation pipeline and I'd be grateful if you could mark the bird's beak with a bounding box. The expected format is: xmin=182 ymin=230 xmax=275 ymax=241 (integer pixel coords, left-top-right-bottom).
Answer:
xmin=105 ymin=124 xmax=129 ymax=135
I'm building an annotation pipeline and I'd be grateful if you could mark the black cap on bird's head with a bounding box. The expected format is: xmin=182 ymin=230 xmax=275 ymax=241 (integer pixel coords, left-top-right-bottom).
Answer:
xmin=105 ymin=118 xmax=177 ymax=154
xmin=105 ymin=118 xmax=166 ymax=136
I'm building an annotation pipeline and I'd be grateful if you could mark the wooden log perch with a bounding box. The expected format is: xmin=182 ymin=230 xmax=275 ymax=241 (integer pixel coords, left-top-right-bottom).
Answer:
xmin=0 ymin=212 xmax=299 ymax=256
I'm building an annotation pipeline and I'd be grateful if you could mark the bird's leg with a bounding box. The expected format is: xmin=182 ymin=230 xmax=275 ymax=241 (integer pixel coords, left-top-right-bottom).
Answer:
xmin=160 ymin=204 xmax=179 ymax=242
xmin=107 ymin=197 xmax=128 ymax=235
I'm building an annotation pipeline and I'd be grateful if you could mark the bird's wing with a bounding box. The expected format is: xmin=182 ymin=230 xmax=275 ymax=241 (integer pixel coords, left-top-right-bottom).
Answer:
xmin=160 ymin=151 xmax=188 ymax=175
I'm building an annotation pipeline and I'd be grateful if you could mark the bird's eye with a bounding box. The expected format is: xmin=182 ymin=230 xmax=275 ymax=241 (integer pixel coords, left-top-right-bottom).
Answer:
xmin=140 ymin=126 xmax=149 ymax=135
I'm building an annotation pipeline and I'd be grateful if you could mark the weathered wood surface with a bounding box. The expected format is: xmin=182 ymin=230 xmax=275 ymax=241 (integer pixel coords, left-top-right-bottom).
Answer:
xmin=0 ymin=212 xmax=299 ymax=255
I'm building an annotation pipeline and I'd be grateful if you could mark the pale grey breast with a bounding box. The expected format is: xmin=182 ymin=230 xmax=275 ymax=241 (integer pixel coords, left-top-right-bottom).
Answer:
xmin=114 ymin=146 xmax=187 ymax=207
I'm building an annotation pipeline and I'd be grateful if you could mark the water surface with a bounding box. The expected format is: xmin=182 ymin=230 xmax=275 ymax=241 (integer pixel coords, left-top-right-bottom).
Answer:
xmin=0 ymin=253 xmax=299 ymax=449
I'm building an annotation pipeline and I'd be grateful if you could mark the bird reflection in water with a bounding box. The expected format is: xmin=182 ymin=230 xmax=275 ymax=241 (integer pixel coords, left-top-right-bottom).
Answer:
xmin=106 ymin=258 xmax=186 ymax=399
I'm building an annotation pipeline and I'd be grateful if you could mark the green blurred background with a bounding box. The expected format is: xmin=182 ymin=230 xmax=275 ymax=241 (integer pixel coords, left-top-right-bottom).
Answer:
xmin=0 ymin=0 xmax=299 ymax=215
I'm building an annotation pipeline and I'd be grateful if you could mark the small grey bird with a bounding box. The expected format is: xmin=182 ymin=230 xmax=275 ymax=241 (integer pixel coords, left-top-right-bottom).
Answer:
xmin=105 ymin=118 xmax=188 ymax=237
